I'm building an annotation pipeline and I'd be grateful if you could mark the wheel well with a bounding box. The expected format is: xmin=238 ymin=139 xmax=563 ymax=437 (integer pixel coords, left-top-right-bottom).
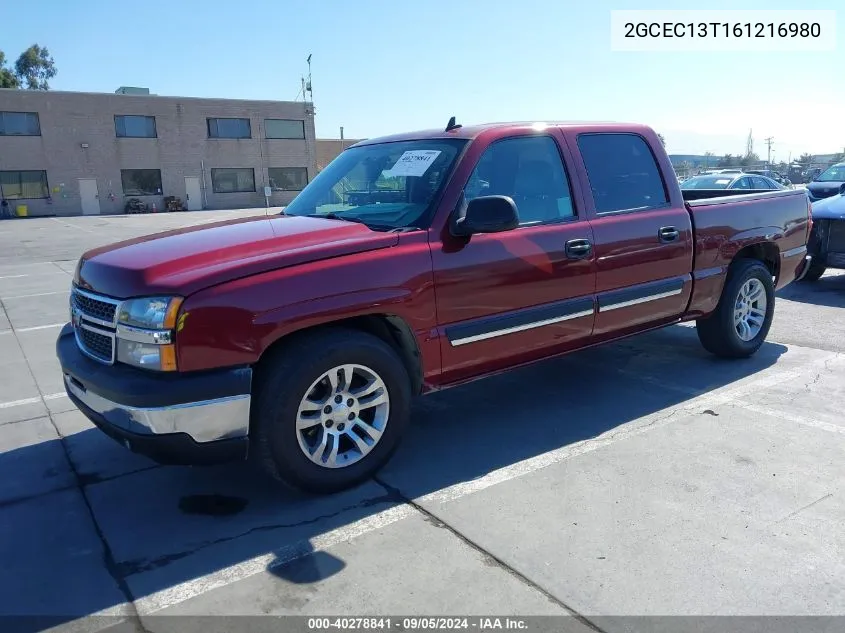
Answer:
xmin=733 ymin=242 xmax=780 ymax=279
xmin=256 ymin=315 xmax=424 ymax=395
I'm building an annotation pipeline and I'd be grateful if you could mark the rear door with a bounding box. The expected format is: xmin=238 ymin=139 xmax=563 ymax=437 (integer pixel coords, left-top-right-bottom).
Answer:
xmin=563 ymin=131 xmax=694 ymax=341
xmin=432 ymin=132 xmax=596 ymax=384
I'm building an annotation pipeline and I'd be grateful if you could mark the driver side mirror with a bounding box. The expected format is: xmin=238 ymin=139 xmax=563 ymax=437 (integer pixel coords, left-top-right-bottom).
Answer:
xmin=451 ymin=195 xmax=519 ymax=237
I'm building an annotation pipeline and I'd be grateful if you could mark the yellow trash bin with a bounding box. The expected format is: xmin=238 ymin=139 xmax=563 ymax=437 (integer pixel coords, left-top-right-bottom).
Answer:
xmin=15 ymin=204 xmax=28 ymax=217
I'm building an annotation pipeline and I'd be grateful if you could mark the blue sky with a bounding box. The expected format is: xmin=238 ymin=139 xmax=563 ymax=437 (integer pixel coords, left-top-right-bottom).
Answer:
xmin=4 ymin=0 xmax=843 ymax=158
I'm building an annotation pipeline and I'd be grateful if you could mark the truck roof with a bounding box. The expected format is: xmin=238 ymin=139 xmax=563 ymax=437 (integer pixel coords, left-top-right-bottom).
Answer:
xmin=350 ymin=121 xmax=655 ymax=147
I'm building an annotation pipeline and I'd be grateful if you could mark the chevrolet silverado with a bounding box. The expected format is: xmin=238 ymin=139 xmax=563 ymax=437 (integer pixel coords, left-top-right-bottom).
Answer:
xmin=57 ymin=120 xmax=813 ymax=494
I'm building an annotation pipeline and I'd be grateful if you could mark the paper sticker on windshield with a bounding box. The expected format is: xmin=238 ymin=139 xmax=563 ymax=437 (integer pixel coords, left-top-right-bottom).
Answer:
xmin=715 ymin=179 xmax=731 ymax=184
xmin=385 ymin=150 xmax=442 ymax=177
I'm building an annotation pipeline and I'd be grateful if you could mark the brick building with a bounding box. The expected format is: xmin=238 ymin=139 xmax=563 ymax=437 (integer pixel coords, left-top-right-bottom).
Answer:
xmin=316 ymin=137 xmax=363 ymax=173
xmin=0 ymin=87 xmax=317 ymax=217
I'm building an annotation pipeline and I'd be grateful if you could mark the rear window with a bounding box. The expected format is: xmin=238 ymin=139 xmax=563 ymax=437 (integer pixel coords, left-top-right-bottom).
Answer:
xmin=577 ymin=133 xmax=669 ymax=213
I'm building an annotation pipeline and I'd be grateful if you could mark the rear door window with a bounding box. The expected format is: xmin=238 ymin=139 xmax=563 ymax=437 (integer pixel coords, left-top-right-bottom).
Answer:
xmin=733 ymin=177 xmax=752 ymax=189
xmin=576 ymin=133 xmax=669 ymax=214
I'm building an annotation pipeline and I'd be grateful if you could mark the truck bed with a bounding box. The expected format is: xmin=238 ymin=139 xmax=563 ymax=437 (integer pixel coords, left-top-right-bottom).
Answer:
xmin=682 ymin=188 xmax=804 ymax=204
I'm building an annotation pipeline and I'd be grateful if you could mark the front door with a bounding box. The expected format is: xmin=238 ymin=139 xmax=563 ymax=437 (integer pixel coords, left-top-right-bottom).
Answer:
xmin=433 ymin=133 xmax=596 ymax=384
xmin=78 ymin=179 xmax=100 ymax=215
xmin=185 ymin=177 xmax=202 ymax=210
xmin=564 ymin=131 xmax=694 ymax=341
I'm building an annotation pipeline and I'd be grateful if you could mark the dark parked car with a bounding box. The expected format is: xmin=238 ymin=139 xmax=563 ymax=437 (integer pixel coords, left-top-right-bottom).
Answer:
xmin=806 ymin=163 xmax=845 ymax=202
xmin=802 ymin=192 xmax=845 ymax=281
xmin=680 ymin=172 xmax=783 ymax=193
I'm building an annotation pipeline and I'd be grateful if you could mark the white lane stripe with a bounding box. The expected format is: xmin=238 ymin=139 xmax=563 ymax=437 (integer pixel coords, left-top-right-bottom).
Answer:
xmin=134 ymin=504 xmax=418 ymax=615
xmin=741 ymin=401 xmax=845 ymax=436
xmin=0 ymin=270 xmax=70 ymax=280
xmin=0 ymin=322 xmax=66 ymax=335
xmin=50 ymin=217 xmax=99 ymax=234
xmin=134 ymin=350 xmax=840 ymax=615
xmin=3 ymin=290 xmax=69 ymax=299
xmin=0 ymin=392 xmax=67 ymax=409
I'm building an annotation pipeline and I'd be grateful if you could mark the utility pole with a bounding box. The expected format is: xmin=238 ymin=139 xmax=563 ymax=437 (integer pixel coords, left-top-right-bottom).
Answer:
xmin=764 ymin=136 xmax=774 ymax=168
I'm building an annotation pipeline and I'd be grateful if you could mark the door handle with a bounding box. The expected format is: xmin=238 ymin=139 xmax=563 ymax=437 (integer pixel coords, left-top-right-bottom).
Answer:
xmin=565 ymin=238 xmax=592 ymax=259
xmin=658 ymin=226 xmax=679 ymax=243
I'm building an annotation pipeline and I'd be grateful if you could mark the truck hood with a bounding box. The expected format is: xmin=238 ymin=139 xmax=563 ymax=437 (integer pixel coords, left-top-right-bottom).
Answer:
xmin=807 ymin=180 xmax=845 ymax=199
xmin=75 ymin=214 xmax=400 ymax=298
xmin=811 ymin=193 xmax=845 ymax=221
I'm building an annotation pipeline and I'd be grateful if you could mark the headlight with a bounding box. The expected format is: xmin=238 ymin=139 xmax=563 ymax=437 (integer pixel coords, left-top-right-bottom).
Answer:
xmin=115 ymin=296 xmax=183 ymax=371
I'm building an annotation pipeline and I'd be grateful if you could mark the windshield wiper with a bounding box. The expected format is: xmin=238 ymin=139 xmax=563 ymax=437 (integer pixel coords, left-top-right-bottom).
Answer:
xmin=307 ymin=213 xmax=394 ymax=232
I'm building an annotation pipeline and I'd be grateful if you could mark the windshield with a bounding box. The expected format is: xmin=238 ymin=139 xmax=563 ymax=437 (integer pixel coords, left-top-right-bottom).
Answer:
xmin=283 ymin=138 xmax=468 ymax=229
xmin=680 ymin=175 xmax=734 ymax=190
xmin=815 ymin=165 xmax=845 ymax=182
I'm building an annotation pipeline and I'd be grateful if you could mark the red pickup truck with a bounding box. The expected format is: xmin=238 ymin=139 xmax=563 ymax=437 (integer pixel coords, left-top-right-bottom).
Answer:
xmin=57 ymin=120 xmax=813 ymax=494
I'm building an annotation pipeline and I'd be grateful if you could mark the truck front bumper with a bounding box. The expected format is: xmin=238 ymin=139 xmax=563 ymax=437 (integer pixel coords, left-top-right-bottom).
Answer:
xmin=56 ymin=324 xmax=252 ymax=465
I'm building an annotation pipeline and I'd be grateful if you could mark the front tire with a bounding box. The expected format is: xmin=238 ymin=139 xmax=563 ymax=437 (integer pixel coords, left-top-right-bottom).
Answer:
xmin=696 ymin=259 xmax=775 ymax=359
xmin=252 ymin=328 xmax=412 ymax=494
xmin=798 ymin=261 xmax=826 ymax=282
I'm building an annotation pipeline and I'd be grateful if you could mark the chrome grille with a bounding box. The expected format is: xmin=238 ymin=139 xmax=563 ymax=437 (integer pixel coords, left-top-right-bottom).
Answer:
xmin=70 ymin=286 xmax=121 ymax=365
xmin=76 ymin=325 xmax=114 ymax=363
xmin=71 ymin=290 xmax=118 ymax=325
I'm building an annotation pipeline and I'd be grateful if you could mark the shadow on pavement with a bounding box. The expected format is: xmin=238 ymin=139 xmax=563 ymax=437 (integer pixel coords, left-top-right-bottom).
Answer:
xmin=777 ymin=272 xmax=845 ymax=308
xmin=0 ymin=325 xmax=788 ymax=629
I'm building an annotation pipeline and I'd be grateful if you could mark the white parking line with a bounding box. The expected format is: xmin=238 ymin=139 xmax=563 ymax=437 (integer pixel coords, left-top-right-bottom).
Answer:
xmin=0 ymin=271 xmax=69 ymax=280
xmin=50 ymin=217 xmax=99 ymax=234
xmin=134 ymin=349 xmax=840 ymax=615
xmin=0 ymin=323 xmax=66 ymax=335
xmin=0 ymin=392 xmax=67 ymax=410
xmin=2 ymin=290 xmax=69 ymax=300
xmin=135 ymin=505 xmax=417 ymax=615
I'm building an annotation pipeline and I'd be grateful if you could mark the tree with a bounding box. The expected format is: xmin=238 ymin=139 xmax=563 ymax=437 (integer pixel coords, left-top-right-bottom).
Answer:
xmin=717 ymin=154 xmax=735 ymax=167
xmin=797 ymin=153 xmax=814 ymax=166
xmin=0 ymin=44 xmax=57 ymax=90
xmin=657 ymin=133 xmax=666 ymax=146
xmin=0 ymin=51 xmax=18 ymax=88
xmin=739 ymin=152 xmax=760 ymax=167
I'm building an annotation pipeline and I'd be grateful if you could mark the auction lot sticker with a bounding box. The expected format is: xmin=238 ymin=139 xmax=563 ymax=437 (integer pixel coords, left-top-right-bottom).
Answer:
xmin=385 ymin=150 xmax=442 ymax=177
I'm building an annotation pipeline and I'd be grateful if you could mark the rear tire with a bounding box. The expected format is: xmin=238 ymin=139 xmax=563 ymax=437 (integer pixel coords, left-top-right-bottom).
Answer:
xmin=252 ymin=328 xmax=411 ymax=495
xmin=798 ymin=261 xmax=826 ymax=282
xmin=696 ymin=259 xmax=775 ymax=359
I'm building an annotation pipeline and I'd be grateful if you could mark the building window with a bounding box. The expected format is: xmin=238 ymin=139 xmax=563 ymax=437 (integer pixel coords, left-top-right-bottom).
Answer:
xmin=207 ymin=118 xmax=251 ymax=139
xmin=115 ymin=115 xmax=157 ymax=138
xmin=0 ymin=111 xmax=41 ymax=136
xmin=211 ymin=168 xmax=255 ymax=193
xmin=265 ymin=119 xmax=305 ymax=139
xmin=121 ymin=169 xmax=163 ymax=196
xmin=268 ymin=167 xmax=308 ymax=191
xmin=0 ymin=170 xmax=49 ymax=199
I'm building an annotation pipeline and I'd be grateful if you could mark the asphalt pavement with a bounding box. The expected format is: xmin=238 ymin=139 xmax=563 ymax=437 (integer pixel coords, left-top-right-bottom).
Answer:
xmin=0 ymin=209 xmax=843 ymax=633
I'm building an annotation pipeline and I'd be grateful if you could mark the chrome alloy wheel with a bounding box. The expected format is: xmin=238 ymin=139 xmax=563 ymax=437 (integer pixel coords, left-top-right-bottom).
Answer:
xmin=733 ymin=278 xmax=767 ymax=341
xmin=295 ymin=364 xmax=390 ymax=469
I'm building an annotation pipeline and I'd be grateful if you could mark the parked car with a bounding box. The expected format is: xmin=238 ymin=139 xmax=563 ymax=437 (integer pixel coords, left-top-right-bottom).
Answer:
xmin=804 ymin=168 xmax=823 ymax=183
xmin=805 ymin=162 xmax=845 ymax=202
xmin=680 ymin=172 xmax=783 ymax=193
xmin=56 ymin=120 xmax=812 ymax=494
xmin=801 ymin=192 xmax=845 ymax=281
xmin=745 ymin=170 xmax=792 ymax=188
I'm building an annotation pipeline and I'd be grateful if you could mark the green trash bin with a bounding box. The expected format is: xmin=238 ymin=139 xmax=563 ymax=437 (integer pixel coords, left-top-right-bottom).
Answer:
xmin=15 ymin=204 xmax=28 ymax=217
